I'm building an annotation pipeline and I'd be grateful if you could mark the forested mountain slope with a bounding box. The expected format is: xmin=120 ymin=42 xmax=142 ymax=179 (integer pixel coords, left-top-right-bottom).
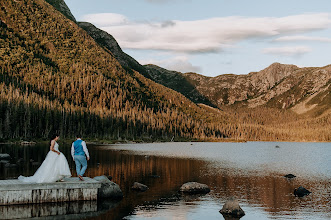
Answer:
xmin=0 ymin=0 xmax=229 ymax=141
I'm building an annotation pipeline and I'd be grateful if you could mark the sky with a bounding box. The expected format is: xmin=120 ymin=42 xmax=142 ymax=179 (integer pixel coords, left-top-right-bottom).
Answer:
xmin=65 ymin=0 xmax=331 ymax=76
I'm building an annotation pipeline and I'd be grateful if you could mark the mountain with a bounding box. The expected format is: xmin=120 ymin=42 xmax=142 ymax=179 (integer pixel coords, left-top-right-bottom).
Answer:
xmin=147 ymin=63 xmax=330 ymax=116
xmin=0 ymin=0 xmax=329 ymax=142
xmin=0 ymin=0 xmax=230 ymax=141
xmin=36 ymin=0 xmax=330 ymax=118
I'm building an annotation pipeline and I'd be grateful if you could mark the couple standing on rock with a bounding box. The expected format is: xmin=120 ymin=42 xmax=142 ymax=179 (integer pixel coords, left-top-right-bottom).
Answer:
xmin=18 ymin=134 xmax=90 ymax=183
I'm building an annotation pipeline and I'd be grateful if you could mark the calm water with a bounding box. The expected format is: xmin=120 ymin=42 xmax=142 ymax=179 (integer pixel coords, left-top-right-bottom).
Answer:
xmin=0 ymin=142 xmax=330 ymax=220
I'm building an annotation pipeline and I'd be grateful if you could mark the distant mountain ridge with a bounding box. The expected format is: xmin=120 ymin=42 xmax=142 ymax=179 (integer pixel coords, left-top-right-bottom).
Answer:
xmin=147 ymin=62 xmax=330 ymax=116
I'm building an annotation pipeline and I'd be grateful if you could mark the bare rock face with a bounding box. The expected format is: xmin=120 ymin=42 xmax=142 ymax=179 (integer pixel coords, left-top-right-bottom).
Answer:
xmin=220 ymin=198 xmax=245 ymax=218
xmin=93 ymin=175 xmax=123 ymax=199
xmin=179 ymin=182 xmax=210 ymax=194
xmin=45 ymin=0 xmax=77 ymax=23
xmin=131 ymin=182 xmax=149 ymax=192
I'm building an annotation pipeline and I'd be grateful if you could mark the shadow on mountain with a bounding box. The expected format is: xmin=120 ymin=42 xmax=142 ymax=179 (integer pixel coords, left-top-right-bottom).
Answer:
xmin=144 ymin=65 xmax=217 ymax=108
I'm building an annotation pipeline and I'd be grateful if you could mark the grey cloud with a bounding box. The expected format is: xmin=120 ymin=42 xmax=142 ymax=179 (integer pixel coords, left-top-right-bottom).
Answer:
xmin=161 ymin=20 xmax=176 ymax=28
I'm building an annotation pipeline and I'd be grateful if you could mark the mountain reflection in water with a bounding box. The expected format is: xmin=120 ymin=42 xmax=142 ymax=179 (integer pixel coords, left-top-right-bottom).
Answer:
xmin=0 ymin=142 xmax=330 ymax=220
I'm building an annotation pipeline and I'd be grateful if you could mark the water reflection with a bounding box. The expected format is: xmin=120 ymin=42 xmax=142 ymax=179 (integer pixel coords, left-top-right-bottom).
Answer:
xmin=0 ymin=142 xmax=330 ymax=220
xmin=0 ymin=201 xmax=97 ymax=220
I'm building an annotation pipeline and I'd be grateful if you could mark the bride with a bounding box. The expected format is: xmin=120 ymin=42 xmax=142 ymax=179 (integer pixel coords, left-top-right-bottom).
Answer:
xmin=18 ymin=134 xmax=71 ymax=183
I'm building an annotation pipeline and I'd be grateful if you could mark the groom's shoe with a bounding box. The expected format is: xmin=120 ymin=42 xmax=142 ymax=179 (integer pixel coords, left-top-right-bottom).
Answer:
xmin=78 ymin=175 xmax=84 ymax=181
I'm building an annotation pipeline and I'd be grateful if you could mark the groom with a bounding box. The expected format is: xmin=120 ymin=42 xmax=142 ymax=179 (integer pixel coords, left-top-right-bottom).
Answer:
xmin=71 ymin=134 xmax=90 ymax=181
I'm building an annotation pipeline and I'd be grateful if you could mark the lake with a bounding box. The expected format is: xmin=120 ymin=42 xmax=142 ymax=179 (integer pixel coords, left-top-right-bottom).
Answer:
xmin=0 ymin=142 xmax=330 ymax=220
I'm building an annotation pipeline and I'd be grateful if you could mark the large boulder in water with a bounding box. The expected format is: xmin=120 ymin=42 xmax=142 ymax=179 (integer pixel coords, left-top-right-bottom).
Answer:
xmin=93 ymin=175 xmax=123 ymax=199
xmin=284 ymin=174 xmax=296 ymax=179
xmin=131 ymin=182 xmax=149 ymax=192
xmin=179 ymin=182 xmax=210 ymax=194
xmin=0 ymin=154 xmax=11 ymax=160
xmin=294 ymin=186 xmax=311 ymax=197
xmin=220 ymin=198 xmax=245 ymax=218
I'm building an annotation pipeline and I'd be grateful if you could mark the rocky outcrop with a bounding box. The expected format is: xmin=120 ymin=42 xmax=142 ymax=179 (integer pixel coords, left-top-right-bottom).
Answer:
xmin=131 ymin=182 xmax=149 ymax=192
xmin=294 ymin=186 xmax=311 ymax=197
xmin=93 ymin=176 xmax=123 ymax=199
xmin=179 ymin=182 xmax=210 ymax=194
xmin=45 ymin=0 xmax=76 ymax=22
xmin=220 ymin=198 xmax=245 ymax=218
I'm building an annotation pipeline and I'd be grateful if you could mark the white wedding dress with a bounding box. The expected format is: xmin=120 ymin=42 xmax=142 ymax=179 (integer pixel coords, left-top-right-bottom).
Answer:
xmin=18 ymin=142 xmax=71 ymax=183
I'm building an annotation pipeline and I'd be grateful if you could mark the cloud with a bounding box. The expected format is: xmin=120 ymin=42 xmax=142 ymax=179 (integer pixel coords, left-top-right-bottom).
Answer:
xmin=274 ymin=35 xmax=331 ymax=42
xmin=82 ymin=13 xmax=331 ymax=53
xmin=81 ymin=13 xmax=128 ymax=26
xmin=140 ymin=56 xmax=202 ymax=73
xmin=262 ymin=46 xmax=312 ymax=56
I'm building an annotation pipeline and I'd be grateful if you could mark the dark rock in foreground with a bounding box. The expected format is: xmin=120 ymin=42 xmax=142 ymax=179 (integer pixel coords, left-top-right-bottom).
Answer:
xmin=179 ymin=182 xmax=210 ymax=194
xmin=294 ymin=186 xmax=311 ymax=197
xmin=131 ymin=182 xmax=149 ymax=192
xmin=220 ymin=198 xmax=245 ymax=218
xmin=93 ymin=175 xmax=123 ymax=199
xmin=284 ymin=174 xmax=296 ymax=179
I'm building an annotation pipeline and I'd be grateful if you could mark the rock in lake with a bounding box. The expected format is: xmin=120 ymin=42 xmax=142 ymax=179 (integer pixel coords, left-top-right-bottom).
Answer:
xmin=4 ymin=163 xmax=17 ymax=168
xmin=294 ymin=186 xmax=311 ymax=197
xmin=220 ymin=198 xmax=245 ymax=218
xmin=149 ymin=175 xmax=160 ymax=178
xmin=179 ymin=182 xmax=210 ymax=194
xmin=0 ymin=154 xmax=11 ymax=160
xmin=131 ymin=182 xmax=149 ymax=192
xmin=284 ymin=174 xmax=296 ymax=179
xmin=93 ymin=175 xmax=123 ymax=199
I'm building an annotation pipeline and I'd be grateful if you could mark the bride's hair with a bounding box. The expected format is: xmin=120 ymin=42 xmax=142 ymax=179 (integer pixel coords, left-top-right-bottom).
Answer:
xmin=50 ymin=133 xmax=59 ymax=144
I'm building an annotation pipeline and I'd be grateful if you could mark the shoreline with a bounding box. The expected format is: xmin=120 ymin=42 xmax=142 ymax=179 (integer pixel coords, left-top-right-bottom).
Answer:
xmin=0 ymin=138 xmax=330 ymax=145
